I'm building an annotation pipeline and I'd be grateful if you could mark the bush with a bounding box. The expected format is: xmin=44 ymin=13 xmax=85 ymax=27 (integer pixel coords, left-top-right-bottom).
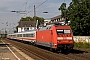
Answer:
xmin=74 ymin=42 xmax=90 ymax=49
xmin=0 ymin=37 xmax=4 ymax=40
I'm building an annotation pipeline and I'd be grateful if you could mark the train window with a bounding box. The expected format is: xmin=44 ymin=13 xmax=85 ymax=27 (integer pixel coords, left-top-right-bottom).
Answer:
xmin=20 ymin=34 xmax=22 ymax=37
xmin=30 ymin=34 xmax=34 ymax=37
xmin=39 ymin=27 xmax=47 ymax=31
xmin=57 ymin=30 xmax=64 ymax=34
xmin=39 ymin=26 xmax=51 ymax=31
xmin=57 ymin=29 xmax=71 ymax=34
xmin=46 ymin=26 xmax=51 ymax=30
xmin=23 ymin=33 xmax=35 ymax=37
xmin=23 ymin=34 xmax=26 ymax=37
xmin=64 ymin=30 xmax=70 ymax=34
xmin=17 ymin=34 xmax=19 ymax=37
xmin=17 ymin=34 xmax=22 ymax=37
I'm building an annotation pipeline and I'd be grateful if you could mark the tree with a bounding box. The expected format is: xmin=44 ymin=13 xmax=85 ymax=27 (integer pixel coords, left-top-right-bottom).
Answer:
xmin=58 ymin=3 xmax=66 ymax=18
xmin=59 ymin=0 xmax=90 ymax=36
xmin=58 ymin=3 xmax=69 ymax=24
xmin=15 ymin=26 xmax=18 ymax=33
xmin=20 ymin=16 xmax=44 ymax=25
xmin=20 ymin=16 xmax=33 ymax=21
xmin=33 ymin=16 xmax=44 ymax=25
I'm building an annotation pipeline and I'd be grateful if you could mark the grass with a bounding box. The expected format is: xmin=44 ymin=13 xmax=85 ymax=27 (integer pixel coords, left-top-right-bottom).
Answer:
xmin=74 ymin=42 xmax=90 ymax=50
xmin=0 ymin=37 xmax=5 ymax=40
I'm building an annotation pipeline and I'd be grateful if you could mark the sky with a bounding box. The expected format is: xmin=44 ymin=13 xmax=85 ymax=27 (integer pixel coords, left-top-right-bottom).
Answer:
xmin=0 ymin=0 xmax=72 ymax=33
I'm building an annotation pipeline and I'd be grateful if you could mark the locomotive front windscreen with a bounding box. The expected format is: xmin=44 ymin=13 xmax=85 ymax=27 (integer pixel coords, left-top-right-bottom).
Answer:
xmin=57 ymin=29 xmax=70 ymax=34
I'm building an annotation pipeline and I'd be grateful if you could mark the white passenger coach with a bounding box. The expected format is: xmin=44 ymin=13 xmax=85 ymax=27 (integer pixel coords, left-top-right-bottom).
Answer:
xmin=7 ymin=30 xmax=36 ymax=43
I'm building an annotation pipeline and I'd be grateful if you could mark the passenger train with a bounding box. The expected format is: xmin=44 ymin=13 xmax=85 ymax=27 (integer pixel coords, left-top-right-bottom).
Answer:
xmin=7 ymin=23 xmax=74 ymax=52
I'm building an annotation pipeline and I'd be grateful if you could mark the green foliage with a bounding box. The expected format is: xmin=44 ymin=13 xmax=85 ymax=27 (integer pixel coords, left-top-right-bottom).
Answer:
xmin=58 ymin=3 xmax=66 ymax=18
xmin=74 ymin=42 xmax=90 ymax=49
xmin=20 ymin=16 xmax=33 ymax=21
xmin=14 ymin=30 xmax=17 ymax=33
xmin=33 ymin=16 xmax=44 ymax=25
xmin=59 ymin=0 xmax=90 ymax=36
xmin=0 ymin=37 xmax=4 ymax=40
xmin=58 ymin=3 xmax=68 ymax=23
xmin=20 ymin=16 xmax=44 ymax=25
xmin=15 ymin=26 xmax=18 ymax=32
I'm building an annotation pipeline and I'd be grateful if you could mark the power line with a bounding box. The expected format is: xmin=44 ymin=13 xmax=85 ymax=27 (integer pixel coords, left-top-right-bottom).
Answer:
xmin=11 ymin=0 xmax=30 ymax=19
xmin=18 ymin=0 xmax=29 ymax=12
xmin=23 ymin=0 xmax=48 ymax=17
xmin=36 ymin=0 xmax=48 ymax=8
xmin=25 ymin=0 xmax=29 ymax=11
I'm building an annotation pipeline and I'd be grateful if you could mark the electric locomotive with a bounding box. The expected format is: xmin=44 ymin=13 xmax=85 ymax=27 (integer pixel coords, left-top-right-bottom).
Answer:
xmin=36 ymin=23 xmax=74 ymax=51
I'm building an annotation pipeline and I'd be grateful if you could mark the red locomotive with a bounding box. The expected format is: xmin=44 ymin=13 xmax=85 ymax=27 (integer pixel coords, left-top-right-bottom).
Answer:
xmin=36 ymin=24 xmax=74 ymax=51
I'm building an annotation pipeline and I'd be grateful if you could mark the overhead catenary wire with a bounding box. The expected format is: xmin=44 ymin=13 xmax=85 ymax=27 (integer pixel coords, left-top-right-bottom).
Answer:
xmin=20 ymin=0 xmax=29 ymax=12
xmin=23 ymin=0 xmax=48 ymax=17
xmin=24 ymin=0 xmax=31 ymax=12
xmin=35 ymin=0 xmax=48 ymax=8
xmin=12 ymin=0 xmax=30 ymax=19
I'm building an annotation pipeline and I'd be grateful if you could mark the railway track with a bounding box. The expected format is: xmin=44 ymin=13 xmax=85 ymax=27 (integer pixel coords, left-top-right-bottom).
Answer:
xmin=66 ymin=49 xmax=90 ymax=60
xmin=3 ymin=39 xmax=90 ymax=60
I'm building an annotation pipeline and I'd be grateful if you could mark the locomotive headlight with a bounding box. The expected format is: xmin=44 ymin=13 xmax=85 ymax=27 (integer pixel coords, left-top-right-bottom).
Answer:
xmin=57 ymin=37 xmax=63 ymax=40
xmin=57 ymin=37 xmax=72 ymax=39
xmin=66 ymin=37 xmax=72 ymax=40
xmin=54 ymin=44 xmax=57 ymax=45
xmin=54 ymin=44 xmax=57 ymax=47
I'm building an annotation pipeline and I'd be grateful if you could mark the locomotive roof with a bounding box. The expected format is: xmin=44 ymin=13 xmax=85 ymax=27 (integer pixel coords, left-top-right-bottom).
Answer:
xmin=39 ymin=26 xmax=51 ymax=31
xmin=38 ymin=23 xmax=69 ymax=31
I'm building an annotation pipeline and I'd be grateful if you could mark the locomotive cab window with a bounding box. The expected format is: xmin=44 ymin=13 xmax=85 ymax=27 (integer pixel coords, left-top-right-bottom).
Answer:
xmin=57 ymin=30 xmax=64 ymax=34
xmin=64 ymin=30 xmax=70 ymax=34
xmin=57 ymin=29 xmax=71 ymax=34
